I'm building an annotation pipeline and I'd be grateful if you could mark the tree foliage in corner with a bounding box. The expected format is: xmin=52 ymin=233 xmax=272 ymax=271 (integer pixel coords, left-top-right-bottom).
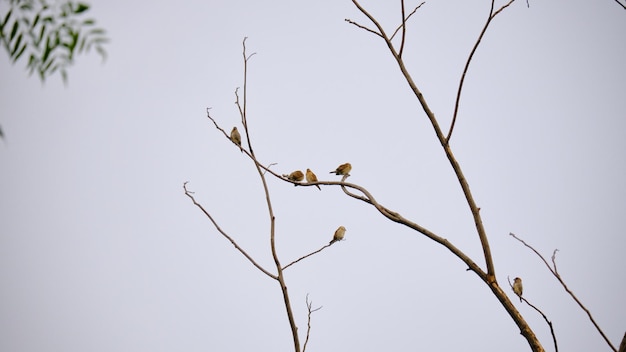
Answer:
xmin=0 ymin=0 xmax=109 ymax=83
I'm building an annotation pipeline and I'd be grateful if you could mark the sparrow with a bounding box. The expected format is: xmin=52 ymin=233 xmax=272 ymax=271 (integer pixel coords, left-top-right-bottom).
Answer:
xmin=306 ymin=168 xmax=321 ymax=190
xmin=330 ymin=162 xmax=352 ymax=176
xmin=329 ymin=226 xmax=346 ymax=244
xmin=230 ymin=127 xmax=242 ymax=152
xmin=283 ymin=170 xmax=304 ymax=184
xmin=513 ymin=277 xmax=523 ymax=302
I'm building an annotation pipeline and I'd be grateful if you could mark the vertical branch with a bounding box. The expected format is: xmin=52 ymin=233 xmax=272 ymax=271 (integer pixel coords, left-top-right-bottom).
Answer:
xmin=302 ymin=294 xmax=322 ymax=352
xmin=398 ymin=0 xmax=407 ymax=58
xmin=235 ymin=38 xmax=301 ymax=352
xmin=446 ymin=0 xmax=515 ymax=144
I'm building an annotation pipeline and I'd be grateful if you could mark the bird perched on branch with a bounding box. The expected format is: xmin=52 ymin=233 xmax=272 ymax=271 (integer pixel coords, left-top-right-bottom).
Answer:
xmin=283 ymin=170 xmax=304 ymax=185
xmin=330 ymin=226 xmax=346 ymax=244
xmin=306 ymin=168 xmax=321 ymax=190
xmin=230 ymin=127 xmax=242 ymax=152
xmin=330 ymin=162 xmax=352 ymax=176
xmin=513 ymin=277 xmax=523 ymax=302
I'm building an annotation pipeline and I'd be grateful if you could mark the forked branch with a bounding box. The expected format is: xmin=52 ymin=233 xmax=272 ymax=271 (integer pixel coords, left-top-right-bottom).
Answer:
xmin=303 ymin=294 xmax=322 ymax=352
xmin=446 ymin=0 xmax=515 ymax=144
xmin=183 ymin=182 xmax=277 ymax=280
xmin=347 ymin=1 xmax=545 ymax=351
xmin=507 ymin=276 xmax=559 ymax=352
xmin=509 ymin=232 xmax=617 ymax=352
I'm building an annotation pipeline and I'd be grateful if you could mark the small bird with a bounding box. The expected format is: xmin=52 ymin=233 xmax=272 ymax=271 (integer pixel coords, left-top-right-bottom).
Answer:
xmin=284 ymin=170 xmax=304 ymax=184
xmin=330 ymin=162 xmax=352 ymax=176
xmin=230 ymin=127 xmax=242 ymax=152
xmin=329 ymin=226 xmax=346 ymax=244
xmin=513 ymin=277 xmax=523 ymax=302
xmin=306 ymin=168 xmax=321 ymax=190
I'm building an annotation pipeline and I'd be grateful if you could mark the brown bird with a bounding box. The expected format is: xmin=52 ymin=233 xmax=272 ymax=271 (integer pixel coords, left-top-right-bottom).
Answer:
xmin=230 ymin=127 xmax=242 ymax=152
xmin=330 ymin=162 xmax=352 ymax=176
xmin=329 ymin=226 xmax=346 ymax=244
xmin=284 ymin=170 xmax=304 ymax=184
xmin=513 ymin=277 xmax=523 ymax=302
xmin=306 ymin=168 xmax=321 ymax=190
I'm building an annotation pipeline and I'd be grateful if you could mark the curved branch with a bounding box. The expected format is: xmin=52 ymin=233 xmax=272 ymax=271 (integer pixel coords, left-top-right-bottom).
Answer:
xmin=446 ymin=0 xmax=515 ymax=143
xmin=183 ymin=182 xmax=277 ymax=280
xmin=509 ymin=233 xmax=618 ymax=352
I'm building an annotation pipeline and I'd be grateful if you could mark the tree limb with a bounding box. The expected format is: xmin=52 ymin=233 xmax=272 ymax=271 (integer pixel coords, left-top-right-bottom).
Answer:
xmin=509 ymin=232 xmax=617 ymax=352
xmin=446 ymin=0 xmax=515 ymax=144
xmin=182 ymin=182 xmax=277 ymax=280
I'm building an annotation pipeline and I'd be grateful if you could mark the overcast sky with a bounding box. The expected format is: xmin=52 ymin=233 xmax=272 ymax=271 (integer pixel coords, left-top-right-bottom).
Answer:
xmin=1 ymin=1 xmax=625 ymax=351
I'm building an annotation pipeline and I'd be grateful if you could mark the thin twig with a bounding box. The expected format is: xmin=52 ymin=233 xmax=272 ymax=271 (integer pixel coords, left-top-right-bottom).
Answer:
xmin=445 ymin=0 xmax=515 ymax=144
xmin=507 ymin=276 xmax=559 ymax=352
xmin=183 ymin=182 xmax=277 ymax=280
xmin=283 ymin=244 xmax=333 ymax=271
xmin=614 ymin=0 xmax=626 ymax=10
xmin=344 ymin=18 xmax=382 ymax=37
xmin=302 ymin=294 xmax=322 ymax=352
xmin=510 ymin=233 xmax=617 ymax=352
xmin=390 ymin=2 xmax=425 ymax=41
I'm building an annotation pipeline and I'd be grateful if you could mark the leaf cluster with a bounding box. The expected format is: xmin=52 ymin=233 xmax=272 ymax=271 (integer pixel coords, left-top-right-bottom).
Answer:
xmin=0 ymin=0 xmax=109 ymax=83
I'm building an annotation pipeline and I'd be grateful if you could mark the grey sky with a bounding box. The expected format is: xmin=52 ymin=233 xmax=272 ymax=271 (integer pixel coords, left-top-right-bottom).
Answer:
xmin=1 ymin=1 xmax=625 ymax=351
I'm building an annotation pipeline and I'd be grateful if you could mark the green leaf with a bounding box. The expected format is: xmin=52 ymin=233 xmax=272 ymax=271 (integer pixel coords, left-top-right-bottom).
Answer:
xmin=95 ymin=45 xmax=106 ymax=60
xmin=42 ymin=36 xmax=52 ymax=62
xmin=10 ymin=33 xmax=22 ymax=55
xmin=88 ymin=28 xmax=105 ymax=35
xmin=1 ymin=9 xmax=12 ymax=27
xmin=82 ymin=18 xmax=94 ymax=26
xmin=74 ymin=3 xmax=90 ymax=14
xmin=9 ymin=20 xmax=18 ymax=41
xmin=19 ymin=3 xmax=33 ymax=11
xmin=32 ymin=13 xmax=40 ymax=29
xmin=13 ymin=43 xmax=27 ymax=62
xmin=35 ymin=24 xmax=46 ymax=45
xmin=42 ymin=16 xmax=54 ymax=24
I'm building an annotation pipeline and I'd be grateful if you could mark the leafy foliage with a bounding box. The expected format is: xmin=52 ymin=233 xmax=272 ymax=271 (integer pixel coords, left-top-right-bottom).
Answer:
xmin=0 ymin=0 xmax=109 ymax=83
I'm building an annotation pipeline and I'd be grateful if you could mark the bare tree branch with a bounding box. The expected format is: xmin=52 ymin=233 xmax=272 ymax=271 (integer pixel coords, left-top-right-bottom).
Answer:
xmin=235 ymin=38 xmax=301 ymax=352
xmin=344 ymin=18 xmax=383 ymax=37
xmin=398 ymin=0 xmax=407 ymax=58
xmin=347 ymin=1 xmax=547 ymax=351
xmin=390 ymin=2 xmax=425 ymax=41
xmin=349 ymin=0 xmax=496 ymax=285
xmin=283 ymin=243 xmax=333 ymax=271
xmin=446 ymin=0 xmax=515 ymax=144
xmin=614 ymin=0 xmax=626 ymax=10
xmin=182 ymin=182 xmax=277 ymax=280
xmin=509 ymin=232 xmax=617 ymax=352
xmin=302 ymin=294 xmax=322 ymax=352
xmin=507 ymin=276 xmax=559 ymax=352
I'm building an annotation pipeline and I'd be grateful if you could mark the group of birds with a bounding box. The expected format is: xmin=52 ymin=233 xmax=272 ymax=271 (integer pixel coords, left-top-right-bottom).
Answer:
xmin=231 ymin=127 xmax=351 ymax=245
xmin=284 ymin=162 xmax=352 ymax=191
